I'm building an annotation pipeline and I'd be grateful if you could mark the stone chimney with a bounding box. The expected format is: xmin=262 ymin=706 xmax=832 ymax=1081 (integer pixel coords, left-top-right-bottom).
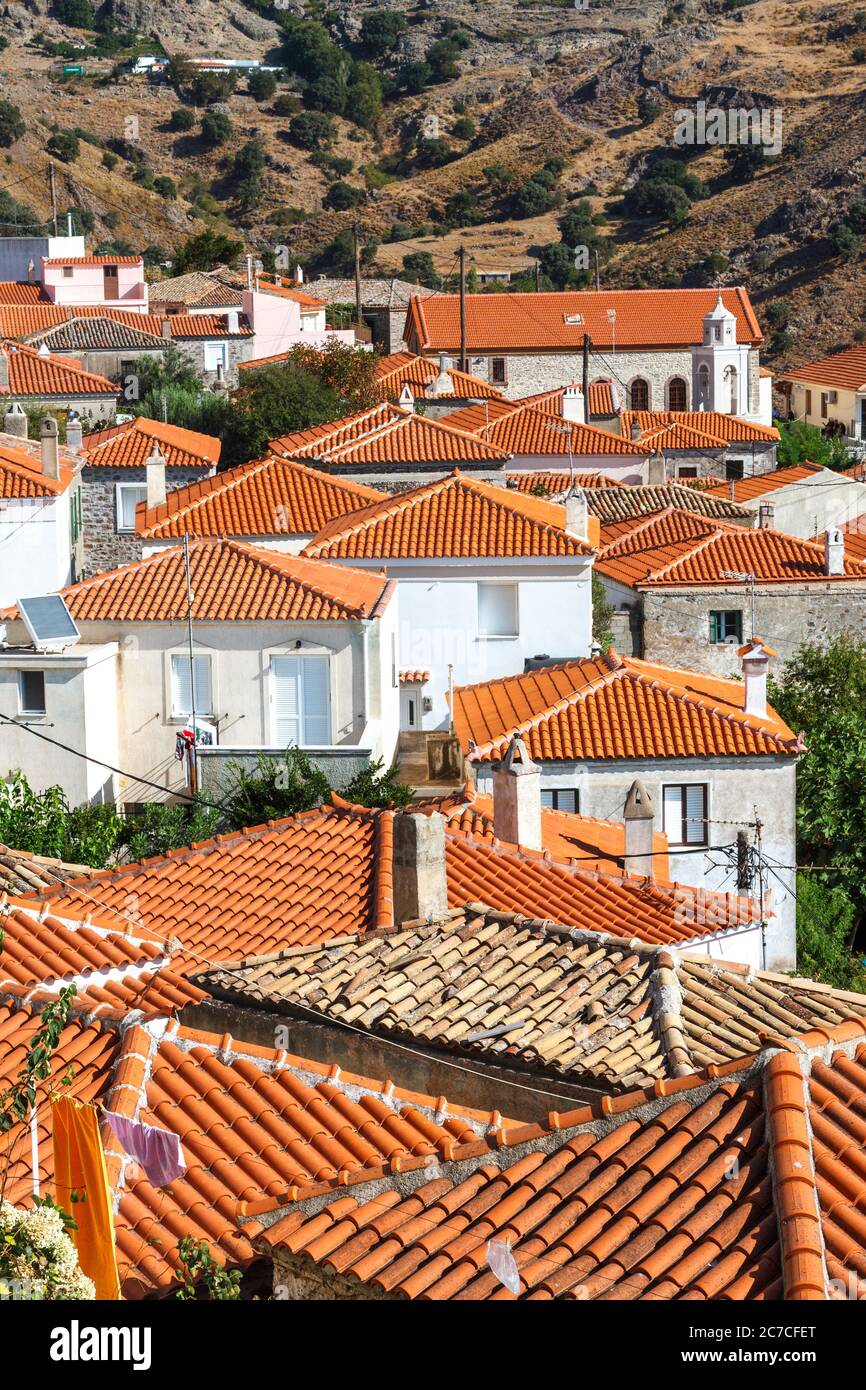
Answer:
xmin=146 ymin=444 xmax=167 ymax=508
xmin=562 ymin=385 xmax=585 ymax=424
xmin=40 ymin=416 xmax=60 ymax=480
xmin=3 ymin=401 xmax=26 ymax=437
xmin=630 ymin=420 xmax=642 ymax=441
xmin=491 ymin=735 xmax=542 ymax=851
xmin=824 ymin=526 xmax=844 ymax=576
xmin=393 ymin=811 xmax=449 ymax=923
xmin=647 ymin=451 xmax=666 ymax=485
xmin=161 ymin=316 xmax=172 ymax=340
xmin=65 ymin=409 xmax=83 ymax=453
xmin=738 ymin=637 xmax=776 ymax=719
xmin=623 ymin=780 xmax=655 ymax=879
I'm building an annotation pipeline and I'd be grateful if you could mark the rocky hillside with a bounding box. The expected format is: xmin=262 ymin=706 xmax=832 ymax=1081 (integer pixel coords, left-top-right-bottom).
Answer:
xmin=0 ymin=0 xmax=864 ymax=372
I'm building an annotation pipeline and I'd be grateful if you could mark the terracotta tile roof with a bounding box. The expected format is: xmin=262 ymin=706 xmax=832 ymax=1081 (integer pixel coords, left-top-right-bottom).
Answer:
xmin=0 ymin=340 xmax=116 ymax=397
xmin=0 ymin=305 xmax=252 ymax=340
xmin=594 ymin=506 xmax=866 ymax=588
xmin=452 ymin=649 xmax=802 ymax=763
xmin=271 ymin=402 xmax=510 ymax=468
xmin=0 ymin=901 xmax=203 ymax=1019
xmin=136 ymin=455 xmax=382 ymax=540
xmin=0 ymin=844 xmax=89 ymax=895
xmin=374 ymin=352 xmax=505 ymax=402
xmin=838 ymin=516 xmax=866 ymax=562
xmin=505 ymin=470 xmax=623 ymax=492
xmin=620 ymin=411 xmax=779 ymax=447
xmin=42 ymin=255 xmax=142 ymax=267
xmin=197 ymin=921 xmax=865 ymax=1092
xmin=407 ymin=288 xmax=763 ymax=353
xmin=705 ymin=461 xmax=825 ymax=502
xmin=522 ymin=381 xmax=617 ymax=416
xmin=781 ymin=342 xmax=866 ymax=392
xmin=253 ymin=1020 xmax=866 ymax=1300
xmin=0 ymin=282 xmax=50 ymax=305
xmin=82 ymin=415 xmax=221 ymax=470
xmin=24 ymin=316 xmax=168 ymax=352
xmin=303 ymin=471 xmax=594 ymax=561
xmin=399 ymin=668 xmax=430 ymax=684
xmin=0 ymin=436 xmax=78 ymax=497
xmin=255 ymin=278 xmax=327 ymax=309
xmin=0 ymin=539 xmax=394 ymax=625
xmin=148 ymin=269 xmax=245 ymax=310
xmin=445 ymin=400 xmax=648 ymax=457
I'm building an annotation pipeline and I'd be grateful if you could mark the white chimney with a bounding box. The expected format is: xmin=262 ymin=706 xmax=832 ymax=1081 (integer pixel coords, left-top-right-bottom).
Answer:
xmin=491 ymin=735 xmax=542 ymax=851
xmin=3 ymin=401 xmax=26 ymax=437
xmin=565 ymin=487 xmax=589 ymax=543
xmin=0 ymin=349 xmax=8 ymax=391
xmin=562 ymin=385 xmax=585 ymax=424
xmin=824 ymin=527 xmax=844 ymax=576
xmin=65 ymin=410 xmax=83 ymax=453
xmin=227 ymin=309 xmax=240 ymax=334
xmin=27 ymin=257 xmax=35 ymax=283
xmin=758 ymin=501 xmax=774 ymax=530
xmin=738 ymin=637 xmax=775 ymax=719
xmin=426 ymin=354 xmax=452 ymax=398
xmin=630 ymin=420 xmax=642 ymax=441
xmin=647 ymin=451 xmax=666 ymax=485
xmin=295 ymin=264 xmax=304 ymax=285
xmin=37 ymin=343 xmax=50 ymax=359
xmin=146 ymin=444 xmax=167 ymax=508
xmin=40 ymin=416 xmax=60 ymax=480
xmin=399 ymin=383 xmax=415 ymax=410
xmin=623 ymin=779 xmax=655 ymax=879
xmin=393 ymin=811 xmax=449 ymax=923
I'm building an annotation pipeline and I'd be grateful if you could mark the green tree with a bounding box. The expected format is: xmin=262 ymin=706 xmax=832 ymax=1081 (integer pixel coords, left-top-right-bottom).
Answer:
xmin=774 ymin=419 xmax=850 ymax=471
xmin=401 ymin=251 xmax=439 ymax=287
xmin=288 ymin=111 xmax=335 ymax=150
xmin=347 ymin=62 xmax=383 ymax=130
xmin=219 ymin=747 xmax=331 ymax=829
xmin=795 ymin=873 xmax=865 ymax=990
xmin=360 ymin=10 xmax=407 ymax=56
xmin=189 ymin=72 xmax=236 ymax=105
xmin=247 ymin=69 xmax=277 ymax=102
xmin=231 ymin=138 xmax=265 ymax=211
xmin=399 ymin=62 xmax=433 ymax=94
xmin=51 ymin=0 xmax=94 ymax=25
xmin=46 ymin=130 xmax=80 ymax=163
xmin=200 ymin=110 xmax=232 ymax=146
xmin=132 ymin=343 xmax=201 ymax=397
xmin=172 ymin=229 xmax=243 ymax=274
xmin=324 ymin=180 xmax=364 ymax=211
xmin=592 ymin=574 xmax=615 ymax=650
xmin=169 ymin=108 xmax=195 ymax=132
xmin=0 ymin=101 xmax=25 ymax=147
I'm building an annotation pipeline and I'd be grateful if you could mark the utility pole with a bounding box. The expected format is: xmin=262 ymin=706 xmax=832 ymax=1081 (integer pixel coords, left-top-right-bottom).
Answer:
xmin=353 ymin=220 xmax=362 ymax=328
xmin=183 ymin=534 xmax=197 ymax=796
xmin=535 ymin=261 xmax=541 ymax=293
xmin=736 ymin=829 xmax=751 ymax=890
xmin=582 ymin=332 xmax=590 ymax=407
xmin=458 ymin=244 xmax=467 ymax=373
xmin=48 ymin=162 xmax=58 ymax=237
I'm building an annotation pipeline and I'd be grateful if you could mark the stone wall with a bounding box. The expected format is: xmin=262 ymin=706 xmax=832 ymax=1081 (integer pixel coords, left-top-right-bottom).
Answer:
xmin=464 ymin=348 xmax=697 ymax=406
xmin=271 ymin=1254 xmax=395 ymax=1301
xmin=80 ymin=464 xmax=211 ymax=575
xmin=641 ymin=583 xmax=866 ymax=674
xmin=176 ymin=337 xmax=253 ymax=387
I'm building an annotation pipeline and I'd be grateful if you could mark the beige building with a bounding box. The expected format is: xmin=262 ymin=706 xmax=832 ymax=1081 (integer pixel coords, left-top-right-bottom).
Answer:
xmin=780 ymin=341 xmax=866 ymax=441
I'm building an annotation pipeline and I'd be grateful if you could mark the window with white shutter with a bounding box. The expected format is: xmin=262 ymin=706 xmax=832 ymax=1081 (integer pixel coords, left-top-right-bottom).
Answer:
xmin=170 ymin=654 xmax=212 ymax=718
xmin=115 ymin=483 xmax=147 ymax=532
xmin=271 ymin=654 xmax=331 ymax=747
xmin=662 ymin=783 xmax=708 ymax=846
xmin=477 ymin=582 xmax=518 ymax=638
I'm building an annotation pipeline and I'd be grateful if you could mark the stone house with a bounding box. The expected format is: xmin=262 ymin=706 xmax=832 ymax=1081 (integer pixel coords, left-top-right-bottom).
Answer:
xmin=452 ymin=642 xmax=801 ymax=970
xmin=79 ymin=417 xmax=220 ymax=574
xmin=291 ymin=276 xmax=438 ymax=352
xmin=405 ymin=287 xmax=772 ymax=424
xmin=0 ymin=339 xmax=118 ymax=423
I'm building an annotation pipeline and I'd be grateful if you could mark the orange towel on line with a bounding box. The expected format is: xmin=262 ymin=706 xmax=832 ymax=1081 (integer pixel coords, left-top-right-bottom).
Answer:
xmin=51 ymin=1096 xmax=121 ymax=1301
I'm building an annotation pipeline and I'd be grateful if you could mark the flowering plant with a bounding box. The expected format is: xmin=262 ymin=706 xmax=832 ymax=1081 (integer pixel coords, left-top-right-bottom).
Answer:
xmin=0 ymin=1196 xmax=95 ymax=1300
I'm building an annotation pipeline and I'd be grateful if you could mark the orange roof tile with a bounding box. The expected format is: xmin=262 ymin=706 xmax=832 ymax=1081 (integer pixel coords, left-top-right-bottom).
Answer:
xmin=0 ymin=305 xmax=252 ymax=340
xmin=505 ymin=470 xmax=623 ymax=493
xmin=256 ymin=279 xmax=327 ymax=309
xmin=782 ymin=342 xmax=866 ymax=392
xmin=620 ymin=410 xmax=779 ymax=446
xmin=0 ymin=282 xmax=50 ymax=305
xmin=399 ymin=668 xmax=430 ymax=684
xmin=407 ymin=288 xmax=763 ymax=353
xmin=705 ymin=461 xmax=826 ymax=502
xmin=522 ymin=381 xmax=618 ymax=416
xmin=0 ymin=539 xmax=394 ymax=625
xmin=374 ymin=352 xmax=505 ymax=402
xmin=302 ymin=471 xmax=594 ymax=561
xmin=270 ymin=401 xmax=510 ymax=468
xmin=83 ymin=415 xmax=221 ymax=470
xmin=838 ymin=516 xmax=866 ymax=562
xmin=42 ymin=255 xmax=143 ymax=267
xmin=136 ymin=455 xmax=383 ymax=540
xmin=594 ymin=506 xmax=866 ymax=588
xmin=452 ymin=649 xmax=801 ymax=763
xmin=0 ymin=436 xmax=77 ymax=497
xmin=0 ymin=340 xmax=116 ymax=397
xmin=445 ymin=400 xmax=648 ymax=457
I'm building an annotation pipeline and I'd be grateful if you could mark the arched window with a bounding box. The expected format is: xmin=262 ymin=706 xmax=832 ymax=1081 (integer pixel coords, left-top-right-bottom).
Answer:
xmin=726 ymin=365 xmax=738 ymax=414
xmin=697 ymin=363 xmax=710 ymax=407
xmin=630 ymin=378 xmax=649 ymax=410
xmin=668 ymin=377 xmax=687 ymax=411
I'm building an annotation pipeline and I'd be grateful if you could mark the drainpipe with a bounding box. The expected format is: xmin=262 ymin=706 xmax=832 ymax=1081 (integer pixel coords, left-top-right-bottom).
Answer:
xmin=361 ymin=620 xmax=370 ymax=739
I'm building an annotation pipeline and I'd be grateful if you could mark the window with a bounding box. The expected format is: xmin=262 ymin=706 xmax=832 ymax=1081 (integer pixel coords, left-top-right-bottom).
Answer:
xmin=709 ymin=610 xmax=743 ymax=644
xmin=170 ymin=654 xmax=212 ymax=719
xmin=698 ymin=363 xmax=710 ymax=407
xmin=668 ymin=377 xmax=687 ymax=410
xmin=203 ymin=341 xmax=228 ymax=372
xmin=727 ymin=365 xmax=738 ymax=414
xmin=62 ymin=266 xmax=73 ymax=279
xmin=18 ymin=669 xmax=46 ymax=715
xmin=805 ymin=389 xmax=812 ymax=416
xmin=115 ymin=482 xmax=147 ymax=532
xmin=271 ymin=654 xmax=331 ymax=747
xmin=491 ymin=357 xmax=507 ymax=385
xmin=540 ymin=788 xmax=579 ymax=813
xmin=119 ymin=358 xmax=137 ymax=380
xmin=477 ymin=582 xmax=518 ymax=638
xmin=821 ymin=392 xmax=829 ymax=420
xmin=677 ymin=465 xmax=698 ymax=479
xmin=630 ymin=378 xmax=649 ymax=410
xmin=663 ymin=783 xmax=708 ymax=846
xmin=725 ymin=459 xmax=744 ymax=481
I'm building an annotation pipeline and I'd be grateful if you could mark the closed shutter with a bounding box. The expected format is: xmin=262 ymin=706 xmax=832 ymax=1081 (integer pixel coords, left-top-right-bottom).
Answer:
xmin=683 ymin=784 xmax=706 ymax=844
xmin=272 ymin=656 xmax=300 ymax=747
xmin=663 ymin=786 xmax=683 ymax=843
xmin=171 ymin=655 xmax=211 ymax=717
xmin=301 ymin=655 xmax=330 ymax=745
xmin=477 ymin=583 xmax=518 ymax=637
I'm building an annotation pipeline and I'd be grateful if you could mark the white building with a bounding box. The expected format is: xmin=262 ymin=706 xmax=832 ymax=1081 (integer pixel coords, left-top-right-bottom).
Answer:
xmin=0 ymin=415 xmax=83 ymax=607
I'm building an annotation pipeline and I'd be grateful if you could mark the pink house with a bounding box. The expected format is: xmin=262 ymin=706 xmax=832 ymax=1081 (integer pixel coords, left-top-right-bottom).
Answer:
xmin=40 ymin=255 xmax=148 ymax=313
xmin=240 ymin=284 xmax=357 ymax=364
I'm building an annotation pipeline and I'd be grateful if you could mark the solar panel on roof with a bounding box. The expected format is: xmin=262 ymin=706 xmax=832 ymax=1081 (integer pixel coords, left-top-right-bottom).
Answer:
xmin=17 ymin=594 xmax=80 ymax=650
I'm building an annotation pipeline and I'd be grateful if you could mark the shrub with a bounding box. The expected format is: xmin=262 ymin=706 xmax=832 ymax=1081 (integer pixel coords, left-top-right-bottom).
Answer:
xmin=360 ymin=10 xmax=407 ymax=56
xmin=288 ymin=111 xmax=335 ymax=150
xmin=451 ymin=116 xmax=475 ymax=140
xmin=0 ymin=100 xmax=25 ymax=147
xmin=169 ymin=107 xmax=195 ymax=132
xmin=153 ymin=175 xmax=177 ymax=199
xmin=51 ymin=0 xmax=94 ymax=25
xmin=324 ymin=180 xmax=364 ymax=211
xmin=247 ymin=69 xmax=277 ymax=101
xmin=829 ymin=221 xmax=862 ymax=259
xmin=637 ymin=92 xmax=662 ymax=125
xmin=0 ymin=1199 xmax=96 ymax=1301
xmin=189 ymin=72 xmax=236 ymax=105
xmin=101 ymin=150 xmax=118 ymax=170
xmin=46 ymin=130 xmax=79 ymax=162
xmin=854 ymin=46 xmax=866 ymax=63
xmin=200 ymin=110 xmax=232 ymax=146
xmin=272 ymin=93 xmax=301 ymax=117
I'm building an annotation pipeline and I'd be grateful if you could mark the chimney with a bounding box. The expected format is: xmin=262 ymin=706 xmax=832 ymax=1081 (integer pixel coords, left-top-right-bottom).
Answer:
xmin=738 ymin=637 xmax=776 ymax=719
xmin=27 ymin=257 xmax=35 ymax=283
xmin=623 ymin=780 xmax=655 ymax=879
xmin=3 ymin=401 xmax=25 ymax=437
xmin=0 ymin=348 xmax=7 ymax=391
xmin=393 ymin=811 xmax=449 ymax=923
xmin=758 ymin=501 xmax=774 ymax=530
xmin=161 ymin=316 xmax=172 ymax=340
xmin=65 ymin=409 xmax=83 ymax=453
xmin=824 ymin=526 xmax=844 ymax=576
xmin=226 ymin=309 xmax=239 ymax=334
xmin=562 ymin=384 xmax=585 ymax=424
xmin=426 ymin=354 xmax=452 ymax=397
xmin=398 ymin=383 xmax=415 ymax=410
xmin=630 ymin=421 xmax=642 ymax=441
xmin=565 ymin=487 xmax=588 ymax=543
xmin=146 ymin=444 xmax=167 ymax=508
xmin=40 ymin=415 xmax=60 ymax=480
xmin=491 ymin=735 xmax=542 ymax=851
xmin=647 ymin=451 xmax=666 ymax=485
xmin=295 ymin=264 xmax=304 ymax=285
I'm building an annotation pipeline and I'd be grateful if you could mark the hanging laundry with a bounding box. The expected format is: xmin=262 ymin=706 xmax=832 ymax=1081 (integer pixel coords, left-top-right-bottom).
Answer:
xmin=105 ymin=1111 xmax=186 ymax=1188
xmin=51 ymin=1097 xmax=121 ymax=1301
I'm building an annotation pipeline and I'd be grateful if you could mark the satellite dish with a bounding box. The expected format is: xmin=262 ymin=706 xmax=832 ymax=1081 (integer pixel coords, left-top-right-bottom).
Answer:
xmin=17 ymin=594 xmax=80 ymax=652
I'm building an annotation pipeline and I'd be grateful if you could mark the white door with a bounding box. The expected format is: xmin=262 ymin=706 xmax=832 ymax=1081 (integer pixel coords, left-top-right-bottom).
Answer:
xmin=400 ymin=685 xmax=420 ymax=730
xmin=271 ymin=655 xmax=331 ymax=747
